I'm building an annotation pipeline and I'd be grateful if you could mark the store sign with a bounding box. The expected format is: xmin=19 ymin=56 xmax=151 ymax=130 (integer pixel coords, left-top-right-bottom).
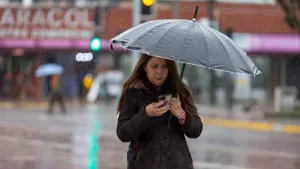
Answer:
xmin=218 ymin=0 xmax=275 ymax=4
xmin=0 ymin=7 xmax=95 ymax=39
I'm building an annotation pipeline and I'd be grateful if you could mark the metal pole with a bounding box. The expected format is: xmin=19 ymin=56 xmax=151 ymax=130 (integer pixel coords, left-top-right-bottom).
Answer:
xmin=208 ymin=0 xmax=217 ymax=106
xmin=172 ymin=0 xmax=180 ymax=19
xmin=132 ymin=0 xmax=141 ymax=71
xmin=208 ymin=0 xmax=215 ymax=28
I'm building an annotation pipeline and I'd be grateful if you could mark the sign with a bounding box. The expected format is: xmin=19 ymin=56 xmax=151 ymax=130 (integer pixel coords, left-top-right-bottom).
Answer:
xmin=0 ymin=7 xmax=95 ymax=39
xmin=218 ymin=0 xmax=275 ymax=4
xmin=250 ymin=34 xmax=300 ymax=53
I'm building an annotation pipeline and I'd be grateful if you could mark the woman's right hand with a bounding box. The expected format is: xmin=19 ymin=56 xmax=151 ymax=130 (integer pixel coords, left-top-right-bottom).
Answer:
xmin=145 ymin=102 xmax=169 ymax=117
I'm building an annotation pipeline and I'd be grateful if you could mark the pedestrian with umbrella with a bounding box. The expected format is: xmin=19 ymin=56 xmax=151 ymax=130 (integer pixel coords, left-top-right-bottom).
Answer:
xmin=35 ymin=63 xmax=66 ymax=114
xmin=112 ymin=6 xmax=261 ymax=169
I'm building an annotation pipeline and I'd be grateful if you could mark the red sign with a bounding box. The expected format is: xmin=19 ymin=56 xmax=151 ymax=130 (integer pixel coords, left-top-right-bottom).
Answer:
xmin=0 ymin=7 xmax=95 ymax=39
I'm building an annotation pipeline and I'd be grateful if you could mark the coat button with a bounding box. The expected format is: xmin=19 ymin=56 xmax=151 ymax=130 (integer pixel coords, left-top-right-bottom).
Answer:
xmin=165 ymin=152 xmax=170 ymax=156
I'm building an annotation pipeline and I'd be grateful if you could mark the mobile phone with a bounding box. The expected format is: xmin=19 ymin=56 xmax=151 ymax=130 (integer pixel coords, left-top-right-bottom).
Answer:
xmin=158 ymin=94 xmax=172 ymax=106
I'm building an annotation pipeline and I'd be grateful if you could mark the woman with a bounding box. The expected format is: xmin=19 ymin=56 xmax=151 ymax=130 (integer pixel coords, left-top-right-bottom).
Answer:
xmin=47 ymin=75 xmax=66 ymax=114
xmin=116 ymin=54 xmax=203 ymax=169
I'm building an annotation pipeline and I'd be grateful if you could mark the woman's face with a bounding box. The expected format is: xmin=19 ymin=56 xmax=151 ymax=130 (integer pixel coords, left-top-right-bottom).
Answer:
xmin=144 ymin=57 xmax=169 ymax=86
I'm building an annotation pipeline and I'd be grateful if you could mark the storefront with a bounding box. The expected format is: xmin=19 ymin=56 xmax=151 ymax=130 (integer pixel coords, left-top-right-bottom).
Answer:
xmin=0 ymin=50 xmax=41 ymax=100
xmin=233 ymin=33 xmax=300 ymax=101
xmin=0 ymin=7 xmax=128 ymax=99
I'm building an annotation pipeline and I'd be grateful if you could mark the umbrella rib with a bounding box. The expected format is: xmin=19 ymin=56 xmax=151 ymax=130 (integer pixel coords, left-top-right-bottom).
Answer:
xmin=148 ymin=21 xmax=186 ymax=58
xmin=206 ymin=29 xmax=259 ymax=76
xmin=196 ymin=23 xmax=210 ymax=68
xmin=125 ymin=21 xmax=175 ymax=49
xmin=204 ymin=27 xmax=237 ymax=73
xmin=173 ymin=22 xmax=197 ymax=62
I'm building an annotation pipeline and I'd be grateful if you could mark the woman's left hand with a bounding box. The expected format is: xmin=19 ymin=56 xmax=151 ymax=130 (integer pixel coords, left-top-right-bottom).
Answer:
xmin=169 ymin=96 xmax=183 ymax=118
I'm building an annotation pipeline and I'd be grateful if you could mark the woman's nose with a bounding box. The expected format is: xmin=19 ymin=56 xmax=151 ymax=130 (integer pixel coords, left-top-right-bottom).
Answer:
xmin=156 ymin=68 xmax=163 ymax=74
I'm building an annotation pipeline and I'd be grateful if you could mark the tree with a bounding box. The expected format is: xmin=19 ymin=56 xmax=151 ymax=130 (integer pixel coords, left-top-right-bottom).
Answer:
xmin=277 ymin=0 xmax=300 ymax=32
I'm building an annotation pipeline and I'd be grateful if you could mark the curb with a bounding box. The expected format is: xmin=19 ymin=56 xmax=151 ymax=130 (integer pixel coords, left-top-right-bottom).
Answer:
xmin=0 ymin=102 xmax=79 ymax=110
xmin=202 ymin=118 xmax=300 ymax=134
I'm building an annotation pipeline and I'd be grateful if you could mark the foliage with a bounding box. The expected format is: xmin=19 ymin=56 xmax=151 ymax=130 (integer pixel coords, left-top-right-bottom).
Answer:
xmin=277 ymin=0 xmax=300 ymax=32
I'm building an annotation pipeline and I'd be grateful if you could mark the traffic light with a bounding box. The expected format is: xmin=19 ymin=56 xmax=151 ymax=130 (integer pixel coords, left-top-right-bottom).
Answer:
xmin=141 ymin=0 xmax=155 ymax=17
xmin=90 ymin=36 xmax=101 ymax=51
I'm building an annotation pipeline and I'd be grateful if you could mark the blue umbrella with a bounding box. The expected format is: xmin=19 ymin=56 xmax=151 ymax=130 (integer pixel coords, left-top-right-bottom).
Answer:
xmin=35 ymin=63 xmax=64 ymax=77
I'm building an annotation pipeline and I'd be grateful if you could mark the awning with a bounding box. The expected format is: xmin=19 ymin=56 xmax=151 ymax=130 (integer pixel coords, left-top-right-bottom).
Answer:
xmin=0 ymin=39 xmax=124 ymax=51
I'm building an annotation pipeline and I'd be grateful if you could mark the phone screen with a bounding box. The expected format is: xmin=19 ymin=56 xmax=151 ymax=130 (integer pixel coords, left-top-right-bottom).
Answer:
xmin=158 ymin=94 xmax=172 ymax=106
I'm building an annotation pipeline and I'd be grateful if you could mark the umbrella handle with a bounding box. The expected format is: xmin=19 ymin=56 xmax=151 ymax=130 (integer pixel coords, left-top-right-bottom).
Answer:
xmin=172 ymin=63 xmax=186 ymax=129
xmin=193 ymin=6 xmax=199 ymax=19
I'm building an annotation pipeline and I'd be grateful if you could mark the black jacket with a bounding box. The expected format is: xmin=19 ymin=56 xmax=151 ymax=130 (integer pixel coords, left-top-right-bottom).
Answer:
xmin=117 ymin=78 xmax=203 ymax=169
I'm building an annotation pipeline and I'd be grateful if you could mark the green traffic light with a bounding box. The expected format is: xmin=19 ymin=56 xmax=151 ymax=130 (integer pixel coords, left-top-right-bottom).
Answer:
xmin=90 ymin=37 xmax=101 ymax=51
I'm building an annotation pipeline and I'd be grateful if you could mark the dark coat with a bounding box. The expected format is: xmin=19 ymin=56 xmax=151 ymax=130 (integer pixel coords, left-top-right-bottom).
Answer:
xmin=116 ymin=78 xmax=203 ymax=169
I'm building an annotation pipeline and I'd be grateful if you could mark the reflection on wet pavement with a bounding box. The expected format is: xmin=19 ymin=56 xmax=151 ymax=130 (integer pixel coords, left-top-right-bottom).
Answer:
xmin=0 ymin=104 xmax=299 ymax=169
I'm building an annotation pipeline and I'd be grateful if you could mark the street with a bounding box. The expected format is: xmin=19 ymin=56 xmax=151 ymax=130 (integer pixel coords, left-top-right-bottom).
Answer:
xmin=0 ymin=102 xmax=299 ymax=169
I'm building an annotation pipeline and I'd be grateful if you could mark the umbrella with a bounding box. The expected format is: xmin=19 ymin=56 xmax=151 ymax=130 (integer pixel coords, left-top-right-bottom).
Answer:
xmin=35 ymin=63 xmax=64 ymax=77
xmin=111 ymin=6 xmax=261 ymax=78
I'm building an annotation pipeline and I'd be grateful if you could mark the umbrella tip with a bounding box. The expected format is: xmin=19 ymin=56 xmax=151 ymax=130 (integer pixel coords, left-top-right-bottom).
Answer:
xmin=193 ymin=6 xmax=199 ymax=20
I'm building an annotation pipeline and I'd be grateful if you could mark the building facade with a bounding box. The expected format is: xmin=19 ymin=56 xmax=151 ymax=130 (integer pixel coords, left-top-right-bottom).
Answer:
xmin=1 ymin=0 xmax=299 ymax=104
xmin=101 ymin=1 xmax=300 ymax=104
xmin=0 ymin=0 xmax=126 ymax=100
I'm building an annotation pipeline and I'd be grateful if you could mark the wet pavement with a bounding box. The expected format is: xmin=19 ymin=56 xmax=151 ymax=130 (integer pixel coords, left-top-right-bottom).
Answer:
xmin=0 ymin=102 xmax=299 ymax=169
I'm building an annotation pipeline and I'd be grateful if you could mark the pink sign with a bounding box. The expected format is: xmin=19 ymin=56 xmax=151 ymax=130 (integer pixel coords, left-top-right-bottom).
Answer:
xmin=0 ymin=39 xmax=124 ymax=51
xmin=250 ymin=34 xmax=300 ymax=53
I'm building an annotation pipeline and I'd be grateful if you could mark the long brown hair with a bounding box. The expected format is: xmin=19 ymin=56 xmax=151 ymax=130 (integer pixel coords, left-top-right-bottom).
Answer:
xmin=116 ymin=54 xmax=197 ymax=115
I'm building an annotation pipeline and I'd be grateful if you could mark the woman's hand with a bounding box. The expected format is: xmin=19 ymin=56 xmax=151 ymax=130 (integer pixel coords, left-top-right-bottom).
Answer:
xmin=169 ymin=96 xmax=183 ymax=118
xmin=145 ymin=102 xmax=169 ymax=117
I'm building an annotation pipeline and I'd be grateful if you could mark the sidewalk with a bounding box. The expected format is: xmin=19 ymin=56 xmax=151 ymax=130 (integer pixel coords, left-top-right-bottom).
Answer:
xmin=197 ymin=104 xmax=300 ymax=134
xmin=0 ymin=99 xmax=82 ymax=110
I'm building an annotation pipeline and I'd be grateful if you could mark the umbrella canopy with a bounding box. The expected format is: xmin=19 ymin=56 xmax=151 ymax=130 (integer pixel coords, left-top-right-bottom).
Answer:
xmin=111 ymin=7 xmax=261 ymax=77
xmin=35 ymin=63 xmax=64 ymax=77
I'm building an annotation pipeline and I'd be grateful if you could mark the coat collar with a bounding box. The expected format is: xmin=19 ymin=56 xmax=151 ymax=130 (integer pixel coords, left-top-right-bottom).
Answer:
xmin=129 ymin=79 xmax=147 ymax=89
xmin=129 ymin=77 xmax=169 ymax=93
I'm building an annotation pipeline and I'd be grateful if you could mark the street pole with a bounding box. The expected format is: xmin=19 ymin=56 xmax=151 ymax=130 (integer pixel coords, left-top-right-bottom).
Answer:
xmin=208 ymin=0 xmax=217 ymax=106
xmin=132 ymin=0 xmax=141 ymax=71
xmin=172 ymin=0 xmax=180 ymax=19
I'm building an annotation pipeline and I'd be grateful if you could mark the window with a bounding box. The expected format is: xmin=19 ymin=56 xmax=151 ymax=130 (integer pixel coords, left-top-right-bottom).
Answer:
xmin=32 ymin=0 xmax=75 ymax=4
xmin=10 ymin=0 xmax=22 ymax=2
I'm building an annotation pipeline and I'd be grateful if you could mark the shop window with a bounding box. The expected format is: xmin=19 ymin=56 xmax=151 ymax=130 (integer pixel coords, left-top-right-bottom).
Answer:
xmin=9 ymin=0 xmax=22 ymax=3
xmin=3 ymin=55 xmax=35 ymax=99
xmin=251 ymin=56 xmax=269 ymax=89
